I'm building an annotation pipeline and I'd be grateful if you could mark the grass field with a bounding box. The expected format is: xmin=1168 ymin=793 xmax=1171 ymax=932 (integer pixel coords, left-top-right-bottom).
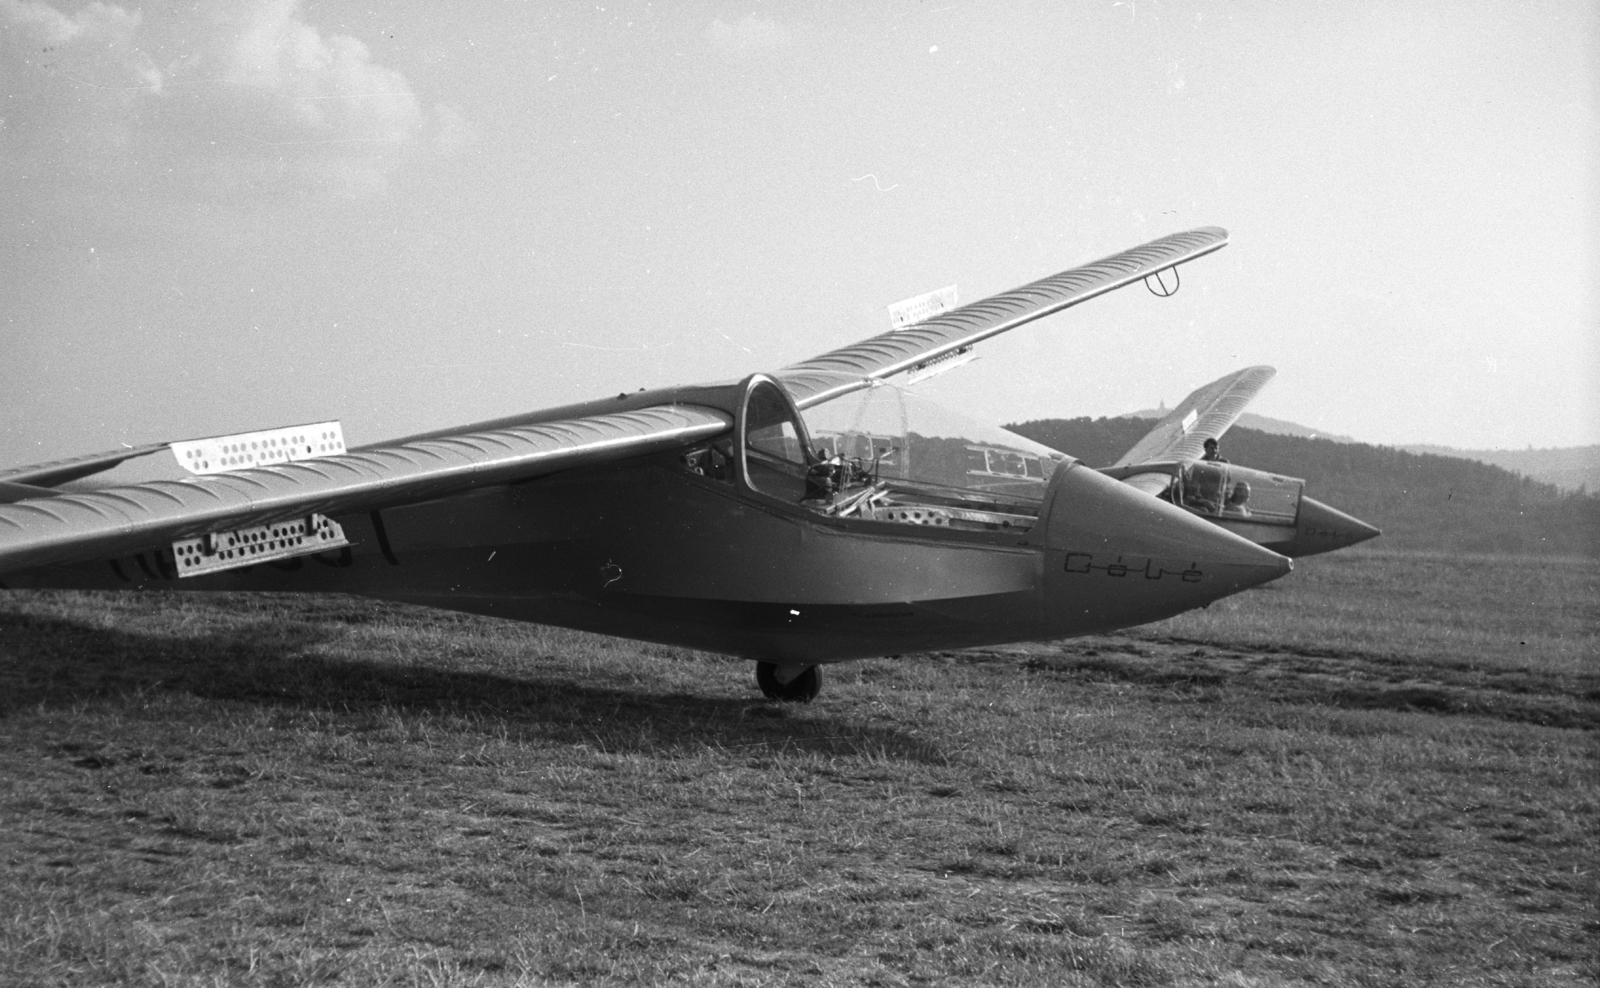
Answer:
xmin=2 ymin=548 xmax=1595 ymax=986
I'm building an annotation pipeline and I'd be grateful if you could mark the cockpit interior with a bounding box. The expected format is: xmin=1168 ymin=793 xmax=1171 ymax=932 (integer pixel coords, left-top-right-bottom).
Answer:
xmin=1162 ymin=461 xmax=1303 ymax=525
xmin=679 ymin=378 xmax=1068 ymax=536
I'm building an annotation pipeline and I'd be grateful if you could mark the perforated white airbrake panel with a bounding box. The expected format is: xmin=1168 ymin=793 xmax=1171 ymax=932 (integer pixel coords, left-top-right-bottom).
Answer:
xmin=172 ymin=514 xmax=348 ymax=578
xmin=0 ymin=405 xmax=731 ymax=576
xmin=887 ymin=285 xmax=958 ymax=329
xmin=170 ymin=421 xmax=346 ymax=475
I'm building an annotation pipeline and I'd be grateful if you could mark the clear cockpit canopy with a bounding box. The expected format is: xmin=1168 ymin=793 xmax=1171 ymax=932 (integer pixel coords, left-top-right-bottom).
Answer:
xmin=800 ymin=382 xmax=1070 ymax=501
xmin=1175 ymin=462 xmax=1302 ymax=524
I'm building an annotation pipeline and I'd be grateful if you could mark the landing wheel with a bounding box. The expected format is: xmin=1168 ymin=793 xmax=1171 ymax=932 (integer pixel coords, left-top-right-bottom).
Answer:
xmin=755 ymin=662 xmax=822 ymax=703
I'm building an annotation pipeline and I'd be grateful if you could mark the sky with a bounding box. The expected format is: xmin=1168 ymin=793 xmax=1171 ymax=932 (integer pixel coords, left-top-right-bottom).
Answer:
xmin=2 ymin=1 xmax=1595 ymax=470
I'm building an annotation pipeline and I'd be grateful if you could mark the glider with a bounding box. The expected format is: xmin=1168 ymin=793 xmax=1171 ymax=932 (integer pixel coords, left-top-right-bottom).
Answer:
xmin=1101 ymin=367 xmax=1381 ymax=557
xmin=1 ymin=227 xmax=1298 ymax=702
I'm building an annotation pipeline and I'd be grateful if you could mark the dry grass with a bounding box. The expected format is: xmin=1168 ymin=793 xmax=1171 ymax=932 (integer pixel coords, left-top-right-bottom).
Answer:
xmin=1166 ymin=547 xmax=1597 ymax=676
xmin=1 ymin=551 xmax=1595 ymax=986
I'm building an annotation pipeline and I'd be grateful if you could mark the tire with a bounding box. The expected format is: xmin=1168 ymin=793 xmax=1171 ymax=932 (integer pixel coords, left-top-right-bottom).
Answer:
xmin=755 ymin=662 xmax=822 ymax=703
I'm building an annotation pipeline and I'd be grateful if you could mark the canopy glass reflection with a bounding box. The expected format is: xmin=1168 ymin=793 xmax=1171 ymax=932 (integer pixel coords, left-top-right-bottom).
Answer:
xmin=801 ymin=383 xmax=1069 ymax=501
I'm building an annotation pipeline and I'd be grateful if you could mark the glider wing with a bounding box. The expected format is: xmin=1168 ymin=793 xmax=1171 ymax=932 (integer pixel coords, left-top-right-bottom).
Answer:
xmin=0 ymin=405 xmax=730 ymax=575
xmin=0 ymin=443 xmax=170 ymax=488
xmin=777 ymin=227 xmax=1229 ymax=409
xmin=1112 ymin=365 xmax=1276 ymax=469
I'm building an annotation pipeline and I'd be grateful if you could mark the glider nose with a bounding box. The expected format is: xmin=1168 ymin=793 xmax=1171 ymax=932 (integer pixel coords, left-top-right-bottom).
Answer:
xmin=1034 ymin=463 xmax=1290 ymax=629
xmin=1281 ymin=495 xmax=1381 ymax=557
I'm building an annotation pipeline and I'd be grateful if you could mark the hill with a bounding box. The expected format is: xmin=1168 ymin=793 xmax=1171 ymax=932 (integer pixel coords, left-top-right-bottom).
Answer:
xmin=1402 ymin=445 xmax=1600 ymax=494
xmin=1126 ymin=407 xmax=1597 ymax=492
xmin=1007 ymin=417 xmax=1600 ymax=557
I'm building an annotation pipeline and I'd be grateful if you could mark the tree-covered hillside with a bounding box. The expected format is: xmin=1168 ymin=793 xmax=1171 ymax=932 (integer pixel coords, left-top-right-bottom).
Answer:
xmin=1007 ymin=418 xmax=1600 ymax=557
xmin=1403 ymin=444 xmax=1600 ymax=494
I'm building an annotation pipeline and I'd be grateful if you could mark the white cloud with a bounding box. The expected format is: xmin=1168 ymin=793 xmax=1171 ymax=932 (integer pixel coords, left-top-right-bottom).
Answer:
xmin=223 ymin=0 xmax=419 ymax=143
xmin=4 ymin=0 xmax=159 ymax=85
xmin=0 ymin=0 xmax=162 ymax=162
xmin=705 ymin=13 xmax=793 ymax=58
xmin=0 ymin=0 xmax=466 ymax=198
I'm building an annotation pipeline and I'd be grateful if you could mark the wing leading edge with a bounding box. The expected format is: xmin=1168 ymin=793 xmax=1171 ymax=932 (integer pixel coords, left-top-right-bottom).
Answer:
xmin=0 ymin=405 xmax=730 ymax=576
xmin=777 ymin=227 xmax=1229 ymax=409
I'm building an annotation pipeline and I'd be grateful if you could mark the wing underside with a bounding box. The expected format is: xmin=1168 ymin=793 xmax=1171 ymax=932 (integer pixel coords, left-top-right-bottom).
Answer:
xmin=778 ymin=227 xmax=1229 ymax=408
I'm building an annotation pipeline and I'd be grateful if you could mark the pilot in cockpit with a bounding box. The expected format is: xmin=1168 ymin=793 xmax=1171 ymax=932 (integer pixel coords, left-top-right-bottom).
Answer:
xmin=1222 ymin=480 xmax=1251 ymax=517
xmin=1183 ymin=462 xmax=1225 ymax=514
